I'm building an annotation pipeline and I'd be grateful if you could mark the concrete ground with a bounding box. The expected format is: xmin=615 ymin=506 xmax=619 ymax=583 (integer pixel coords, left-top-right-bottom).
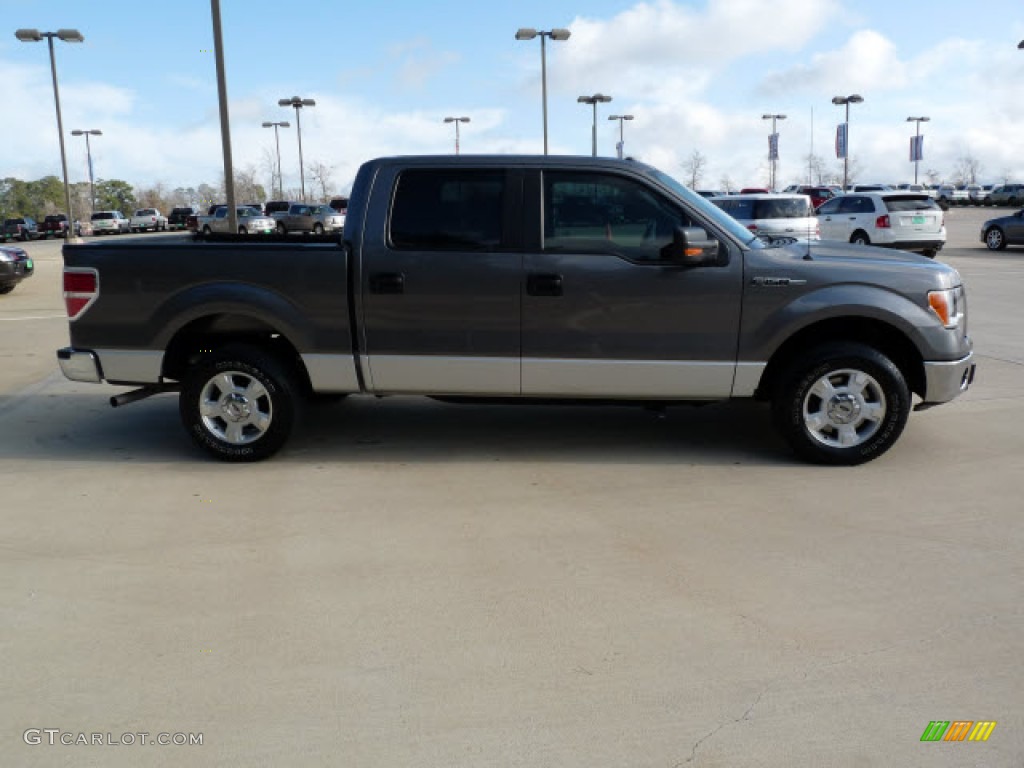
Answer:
xmin=2 ymin=211 xmax=1022 ymax=766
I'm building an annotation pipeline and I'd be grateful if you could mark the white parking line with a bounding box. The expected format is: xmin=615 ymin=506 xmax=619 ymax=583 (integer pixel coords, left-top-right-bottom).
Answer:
xmin=0 ymin=314 xmax=67 ymax=321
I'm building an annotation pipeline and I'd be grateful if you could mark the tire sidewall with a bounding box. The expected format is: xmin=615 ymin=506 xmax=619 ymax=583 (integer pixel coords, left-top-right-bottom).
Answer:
xmin=775 ymin=344 xmax=910 ymax=465
xmin=180 ymin=348 xmax=296 ymax=461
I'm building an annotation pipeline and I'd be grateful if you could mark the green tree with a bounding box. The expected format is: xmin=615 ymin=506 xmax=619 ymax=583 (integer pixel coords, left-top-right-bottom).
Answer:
xmin=94 ymin=179 xmax=137 ymax=213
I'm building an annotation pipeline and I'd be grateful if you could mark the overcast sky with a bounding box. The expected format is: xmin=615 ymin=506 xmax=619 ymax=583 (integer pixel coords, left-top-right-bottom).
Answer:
xmin=3 ymin=0 xmax=1023 ymax=195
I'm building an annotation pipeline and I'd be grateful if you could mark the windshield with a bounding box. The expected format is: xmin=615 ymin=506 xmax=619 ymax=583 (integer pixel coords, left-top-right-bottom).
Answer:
xmin=649 ymin=169 xmax=762 ymax=247
xmin=91 ymin=212 xmax=113 ymax=220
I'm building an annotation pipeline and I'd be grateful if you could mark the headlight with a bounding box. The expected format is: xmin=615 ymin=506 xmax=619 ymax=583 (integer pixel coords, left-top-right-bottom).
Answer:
xmin=928 ymin=286 xmax=964 ymax=329
xmin=0 ymin=251 xmax=15 ymax=262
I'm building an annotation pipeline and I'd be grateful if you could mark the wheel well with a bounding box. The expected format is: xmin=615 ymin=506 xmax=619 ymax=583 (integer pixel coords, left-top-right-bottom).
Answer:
xmin=756 ymin=317 xmax=925 ymax=400
xmin=161 ymin=313 xmax=312 ymax=392
xmin=850 ymin=229 xmax=870 ymax=242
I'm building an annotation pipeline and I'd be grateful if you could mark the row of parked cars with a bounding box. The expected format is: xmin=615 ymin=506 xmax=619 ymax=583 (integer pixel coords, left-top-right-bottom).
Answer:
xmin=186 ymin=198 xmax=349 ymax=236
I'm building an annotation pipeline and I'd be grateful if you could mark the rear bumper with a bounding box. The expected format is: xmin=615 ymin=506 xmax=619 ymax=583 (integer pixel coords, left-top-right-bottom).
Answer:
xmin=57 ymin=348 xmax=102 ymax=383
xmin=877 ymin=239 xmax=945 ymax=253
xmin=920 ymin=351 xmax=975 ymax=405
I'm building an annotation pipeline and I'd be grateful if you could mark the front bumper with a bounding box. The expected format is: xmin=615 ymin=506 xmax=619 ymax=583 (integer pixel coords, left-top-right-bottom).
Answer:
xmin=57 ymin=348 xmax=102 ymax=383
xmin=920 ymin=350 xmax=976 ymax=405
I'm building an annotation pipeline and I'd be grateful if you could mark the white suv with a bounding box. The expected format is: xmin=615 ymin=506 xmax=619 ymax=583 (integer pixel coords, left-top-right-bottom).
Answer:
xmin=816 ymin=192 xmax=945 ymax=257
xmin=708 ymin=193 xmax=819 ymax=244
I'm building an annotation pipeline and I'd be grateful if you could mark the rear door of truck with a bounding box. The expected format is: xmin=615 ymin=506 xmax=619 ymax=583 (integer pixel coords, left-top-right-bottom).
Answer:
xmin=355 ymin=163 xmax=522 ymax=395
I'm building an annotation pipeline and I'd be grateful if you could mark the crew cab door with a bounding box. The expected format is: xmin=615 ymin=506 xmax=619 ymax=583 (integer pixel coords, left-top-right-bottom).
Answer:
xmin=358 ymin=166 xmax=522 ymax=395
xmin=520 ymin=169 xmax=743 ymax=398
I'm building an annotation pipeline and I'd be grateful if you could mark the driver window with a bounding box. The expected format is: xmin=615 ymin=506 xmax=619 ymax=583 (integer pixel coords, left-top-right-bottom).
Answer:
xmin=544 ymin=171 xmax=692 ymax=261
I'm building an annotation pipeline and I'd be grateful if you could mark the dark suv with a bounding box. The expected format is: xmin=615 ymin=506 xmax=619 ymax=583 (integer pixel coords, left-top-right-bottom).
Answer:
xmin=0 ymin=243 xmax=34 ymax=294
xmin=3 ymin=216 xmax=41 ymax=241
xmin=168 ymin=207 xmax=199 ymax=230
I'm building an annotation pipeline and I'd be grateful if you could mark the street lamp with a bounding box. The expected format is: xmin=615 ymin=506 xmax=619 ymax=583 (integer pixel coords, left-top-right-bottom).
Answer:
xmin=261 ymin=121 xmax=290 ymax=199
xmin=607 ymin=114 xmax=633 ymax=159
xmin=906 ymin=116 xmax=930 ymax=185
xmin=515 ymin=27 xmax=571 ymax=155
xmin=831 ymin=94 xmax=864 ymax=192
xmin=443 ymin=117 xmax=471 ymax=155
xmin=761 ymin=113 xmax=787 ymax=191
xmin=70 ymin=129 xmax=102 ymax=214
xmin=15 ymin=28 xmax=83 ymax=243
xmin=578 ymin=94 xmax=612 ymax=157
xmin=278 ymin=96 xmax=315 ymax=201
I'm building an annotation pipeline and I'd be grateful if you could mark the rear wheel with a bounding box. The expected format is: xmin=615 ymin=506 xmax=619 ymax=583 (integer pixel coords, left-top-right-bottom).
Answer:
xmin=772 ymin=342 xmax=910 ymax=465
xmin=313 ymin=223 xmax=324 ymax=234
xmin=276 ymin=222 xmax=287 ymax=235
xmin=985 ymin=227 xmax=1007 ymax=250
xmin=1009 ymin=197 xmax=1019 ymax=207
xmin=238 ymin=226 xmax=247 ymax=234
xmin=0 ymin=285 xmax=15 ymax=295
xmin=202 ymin=225 xmax=212 ymax=236
xmin=179 ymin=345 xmax=299 ymax=462
xmin=850 ymin=230 xmax=871 ymax=246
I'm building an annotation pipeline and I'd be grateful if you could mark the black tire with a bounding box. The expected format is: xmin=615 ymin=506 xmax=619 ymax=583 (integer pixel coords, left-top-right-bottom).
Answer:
xmin=0 ymin=284 xmax=15 ymax=295
xmin=202 ymin=225 xmax=212 ymax=236
xmin=21 ymin=231 xmax=29 ymax=242
xmin=921 ymin=248 xmax=937 ymax=258
xmin=850 ymin=230 xmax=871 ymax=246
xmin=238 ymin=226 xmax=247 ymax=234
xmin=179 ymin=345 xmax=299 ymax=462
xmin=313 ymin=223 xmax=324 ymax=234
xmin=276 ymin=222 xmax=287 ymax=235
xmin=772 ymin=342 xmax=910 ymax=466
xmin=985 ymin=227 xmax=1007 ymax=251
xmin=1009 ymin=197 xmax=1019 ymax=207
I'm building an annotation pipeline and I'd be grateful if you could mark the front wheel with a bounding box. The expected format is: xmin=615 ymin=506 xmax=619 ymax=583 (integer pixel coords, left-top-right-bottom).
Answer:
xmin=179 ymin=345 xmax=299 ymax=461
xmin=0 ymin=284 xmax=15 ymax=295
xmin=276 ymin=222 xmax=287 ymax=235
xmin=238 ymin=226 xmax=247 ymax=234
xmin=985 ymin=227 xmax=1006 ymax=250
xmin=772 ymin=343 xmax=910 ymax=465
xmin=313 ymin=223 xmax=324 ymax=234
xmin=202 ymin=225 xmax=212 ymax=236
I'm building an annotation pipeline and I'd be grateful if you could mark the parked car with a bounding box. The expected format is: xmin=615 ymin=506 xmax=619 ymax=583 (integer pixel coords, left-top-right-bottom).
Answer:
xmin=3 ymin=216 xmax=41 ymax=241
xmin=709 ymin=193 xmax=819 ymax=244
xmin=40 ymin=214 xmax=71 ymax=238
xmin=695 ymin=189 xmax=726 ymax=199
xmin=90 ymin=210 xmax=130 ymax=235
xmin=739 ymin=187 xmax=769 ymax=194
xmin=0 ymin=244 xmax=34 ymax=294
xmin=987 ymin=184 xmax=1024 ymax=207
xmin=273 ymin=203 xmax=327 ymax=234
xmin=197 ymin=206 xmax=277 ymax=235
xmin=56 ymin=154 xmax=975 ymax=466
xmin=935 ymin=185 xmax=969 ymax=206
xmin=851 ymin=184 xmax=893 ymax=193
xmin=310 ymin=204 xmax=345 ymax=234
xmin=168 ymin=206 xmax=199 ymax=231
xmin=816 ymin=192 xmax=945 ymax=257
xmin=130 ymin=208 xmax=168 ymax=232
xmin=980 ymin=208 xmax=1024 ymax=250
xmin=264 ymin=200 xmax=292 ymax=217
xmin=783 ymin=185 xmax=836 ymax=208
xmin=965 ymin=184 xmax=984 ymax=205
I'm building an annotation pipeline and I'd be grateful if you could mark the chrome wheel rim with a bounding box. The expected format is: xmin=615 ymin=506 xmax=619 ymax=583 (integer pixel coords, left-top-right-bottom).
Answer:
xmin=802 ymin=368 xmax=886 ymax=449
xmin=198 ymin=370 xmax=272 ymax=445
xmin=986 ymin=229 xmax=1003 ymax=249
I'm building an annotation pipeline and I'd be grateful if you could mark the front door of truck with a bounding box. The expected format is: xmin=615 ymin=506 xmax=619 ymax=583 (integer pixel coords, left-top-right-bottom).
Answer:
xmin=359 ymin=166 xmax=522 ymax=395
xmin=520 ymin=169 xmax=743 ymax=398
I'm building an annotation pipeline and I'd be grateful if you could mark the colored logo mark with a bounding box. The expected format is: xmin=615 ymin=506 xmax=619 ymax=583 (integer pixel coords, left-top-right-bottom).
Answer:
xmin=920 ymin=720 xmax=996 ymax=742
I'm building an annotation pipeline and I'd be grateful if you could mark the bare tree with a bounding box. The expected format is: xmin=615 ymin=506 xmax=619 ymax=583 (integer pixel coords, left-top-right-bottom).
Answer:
xmin=952 ymin=153 xmax=982 ymax=185
xmin=680 ymin=150 xmax=707 ymax=188
xmin=260 ymin=147 xmax=282 ymax=200
xmin=306 ymin=160 xmax=335 ymax=203
xmin=803 ymin=153 xmax=829 ymax=185
xmin=223 ymin=166 xmax=266 ymax=206
xmin=924 ymin=169 xmax=941 ymax=186
xmin=135 ymin=182 xmax=170 ymax=211
xmin=718 ymin=174 xmax=735 ymax=193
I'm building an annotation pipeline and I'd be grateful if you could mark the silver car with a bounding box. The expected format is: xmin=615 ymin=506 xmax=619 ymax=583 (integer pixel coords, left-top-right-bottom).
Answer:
xmin=274 ymin=203 xmax=344 ymax=234
xmin=200 ymin=206 xmax=277 ymax=235
xmin=90 ymin=210 xmax=130 ymax=235
xmin=709 ymin=193 xmax=819 ymax=244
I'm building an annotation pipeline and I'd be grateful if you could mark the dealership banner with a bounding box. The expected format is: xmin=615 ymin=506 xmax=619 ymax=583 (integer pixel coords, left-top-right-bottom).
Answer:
xmin=835 ymin=123 xmax=848 ymax=159
xmin=910 ymin=134 xmax=924 ymax=162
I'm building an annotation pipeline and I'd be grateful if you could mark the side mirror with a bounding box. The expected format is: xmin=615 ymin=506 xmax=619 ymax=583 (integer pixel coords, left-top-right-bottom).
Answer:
xmin=661 ymin=226 xmax=719 ymax=264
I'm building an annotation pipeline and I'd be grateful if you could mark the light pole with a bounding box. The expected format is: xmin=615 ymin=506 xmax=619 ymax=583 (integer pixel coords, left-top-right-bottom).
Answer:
xmin=70 ymin=129 xmax=102 ymax=214
xmin=261 ymin=121 xmax=290 ymax=199
xmin=443 ymin=117 xmax=471 ymax=155
xmin=831 ymin=94 xmax=864 ymax=192
xmin=906 ymin=116 xmax=930 ymax=185
xmin=607 ymin=114 xmax=633 ymax=159
xmin=515 ymin=27 xmax=571 ymax=155
xmin=761 ymin=113 xmax=786 ymax=191
xmin=578 ymin=94 xmax=612 ymax=157
xmin=15 ymin=28 xmax=83 ymax=243
xmin=278 ymin=96 xmax=315 ymax=201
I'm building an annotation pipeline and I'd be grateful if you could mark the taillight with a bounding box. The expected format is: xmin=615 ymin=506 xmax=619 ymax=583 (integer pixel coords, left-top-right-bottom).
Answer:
xmin=875 ymin=214 xmax=890 ymax=229
xmin=747 ymin=224 xmax=758 ymax=231
xmin=64 ymin=268 xmax=99 ymax=320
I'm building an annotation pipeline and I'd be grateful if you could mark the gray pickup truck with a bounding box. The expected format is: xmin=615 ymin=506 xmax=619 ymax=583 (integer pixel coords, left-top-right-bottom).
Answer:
xmin=56 ymin=155 xmax=975 ymax=464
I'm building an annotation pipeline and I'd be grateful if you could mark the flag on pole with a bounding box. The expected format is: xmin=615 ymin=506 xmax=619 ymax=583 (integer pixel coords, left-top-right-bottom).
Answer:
xmin=768 ymin=133 xmax=779 ymax=160
xmin=835 ymin=123 xmax=848 ymax=159
xmin=909 ymin=135 xmax=924 ymax=162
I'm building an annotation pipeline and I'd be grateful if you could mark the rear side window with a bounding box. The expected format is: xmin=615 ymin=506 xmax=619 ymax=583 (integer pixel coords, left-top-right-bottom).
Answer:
xmin=882 ymin=195 xmax=939 ymax=212
xmin=838 ymin=196 xmax=875 ymax=214
xmin=390 ymin=169 xmax=504 ymax=251
xmin=752 ymin=198 xmax=812 ymax=219
xmin=712 ymin=198 xmax=754 ymax=219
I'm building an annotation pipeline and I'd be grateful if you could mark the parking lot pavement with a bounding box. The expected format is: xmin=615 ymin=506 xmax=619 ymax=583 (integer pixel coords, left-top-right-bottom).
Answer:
xmin=2 ymin=215 xmax=1022 ymax=767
